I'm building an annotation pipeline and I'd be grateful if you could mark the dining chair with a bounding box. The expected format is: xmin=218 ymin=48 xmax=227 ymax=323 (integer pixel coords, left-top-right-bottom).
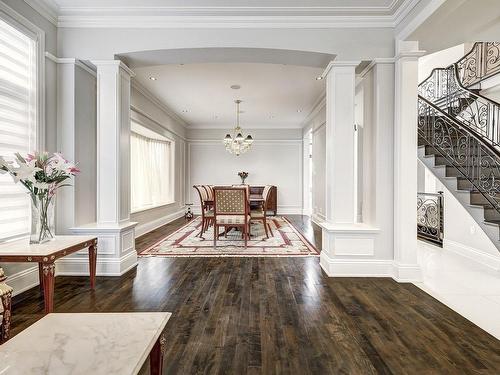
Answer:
xmin=213 ymin=187 xmax=250 ymax=248
xmin=250 ymin=184 xmax=274 ymax=238
xmin=202 ymin=185 xmax=214 ymax=210
xmin=193 ymin=185 xmax=214 ymax=238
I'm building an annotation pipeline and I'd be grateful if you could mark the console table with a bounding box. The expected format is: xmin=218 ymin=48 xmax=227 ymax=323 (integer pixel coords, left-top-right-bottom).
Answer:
xmin=0 ymin=312 xmax=171 ymax=375
xmin=0 ymin=236 xmax=98 ymax=314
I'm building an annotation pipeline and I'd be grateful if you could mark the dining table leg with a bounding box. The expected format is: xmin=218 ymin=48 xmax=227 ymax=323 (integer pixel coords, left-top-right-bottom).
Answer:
xmin=88 ymin=244 xmax=97 ymax=290
xmin=41 ymin=262 xmax=56 ymax=314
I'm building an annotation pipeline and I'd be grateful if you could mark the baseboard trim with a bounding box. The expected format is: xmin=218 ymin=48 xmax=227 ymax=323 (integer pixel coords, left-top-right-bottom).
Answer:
xmin=311 ymin=213 xmax=326 ymax=225
xmin=320 ymin=252 xmax=422 ymax=282
xmin=56 ymin=251 xmax=138 ymax=276
xmin=444 ymin=239 xmax=500 ymax=271
xmin=320 ymin=252 xmax=393 ymax=277
xmin=6 ymin=266 xmax=39 ymax=297
xmin=135 ymin=209 xmax=185 ymax=238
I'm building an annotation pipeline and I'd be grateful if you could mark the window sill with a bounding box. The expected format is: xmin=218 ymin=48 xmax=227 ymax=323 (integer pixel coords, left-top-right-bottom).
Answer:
xmin=131 ymin=201 xmax=176 ymax=214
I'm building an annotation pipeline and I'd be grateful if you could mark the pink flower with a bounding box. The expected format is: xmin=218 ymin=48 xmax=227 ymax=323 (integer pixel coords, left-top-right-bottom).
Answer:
xmin=26 ymin=153 xmax=36 ymax=162
xmin=68 ymin=166 xmax=80 ymax=174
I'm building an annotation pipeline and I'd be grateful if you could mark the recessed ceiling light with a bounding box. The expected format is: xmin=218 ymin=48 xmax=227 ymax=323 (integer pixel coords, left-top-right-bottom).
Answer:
xmin=149 ymin=76 xmax=157 ymax=81
xmin=230 ymin=85 xmax=241 ymax=90
xmin=316 ymin=76 xmax=323 ymax=80
xmin=181 ymin=109 xmax=188 ymax=113
xmin=297 ymin=109 xmax=302 ymax=113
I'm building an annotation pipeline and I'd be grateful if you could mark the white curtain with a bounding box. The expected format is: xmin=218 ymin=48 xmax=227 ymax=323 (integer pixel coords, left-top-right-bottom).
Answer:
xmin=131 ymin=131 xmax=172 ymax=211
xmin=0 ymin=18 xmax=37 ymax=241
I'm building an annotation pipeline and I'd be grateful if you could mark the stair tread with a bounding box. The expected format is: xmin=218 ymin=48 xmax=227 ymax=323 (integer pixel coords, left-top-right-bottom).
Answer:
xmin=483 ymin=220 xmax=500 ymax=226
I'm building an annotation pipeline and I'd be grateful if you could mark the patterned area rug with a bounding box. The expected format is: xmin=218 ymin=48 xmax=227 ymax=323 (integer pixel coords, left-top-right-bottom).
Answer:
xmin=139 ymin=216 xmax=319 ymax=257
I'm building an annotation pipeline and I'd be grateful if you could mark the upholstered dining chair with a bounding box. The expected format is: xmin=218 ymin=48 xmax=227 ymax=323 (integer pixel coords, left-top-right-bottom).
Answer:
xmin=213 ymin=187 xmax=250 ymax=248
xmin=250 ymin=184 xmax=274 ymax=238
xmin=193 ymin=185 xmax=214 ymax=238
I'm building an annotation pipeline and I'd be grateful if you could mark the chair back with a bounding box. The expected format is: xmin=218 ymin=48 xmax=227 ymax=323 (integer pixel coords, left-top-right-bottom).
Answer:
xmin=193 ymin=185 xmax=209 ymax=210
xmin=204 ymin=185 xmax=214 ymax=201
xmin=262 ymin=185 xmax=273 ymax=210
xmin=214 ymin=187 xmax=248 ymax=216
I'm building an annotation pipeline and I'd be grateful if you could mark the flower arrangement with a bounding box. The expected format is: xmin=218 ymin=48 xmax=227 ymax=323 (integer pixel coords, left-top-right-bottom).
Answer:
xmin=0 ymin=152 xmax=80 ymax=244
xmin=238 ymin=171 xmax=248 ymax=184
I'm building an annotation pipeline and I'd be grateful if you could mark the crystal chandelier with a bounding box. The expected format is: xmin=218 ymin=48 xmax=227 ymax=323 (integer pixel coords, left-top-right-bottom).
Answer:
xmin=223 ymin=100 xmax=253 ymax=156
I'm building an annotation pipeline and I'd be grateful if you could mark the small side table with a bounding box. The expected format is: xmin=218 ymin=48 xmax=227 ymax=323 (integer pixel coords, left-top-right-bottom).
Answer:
xmin=0 ymin=236 xmax=97 ymax=314
xmin=0 ymin=267 xmax=13 ymax=343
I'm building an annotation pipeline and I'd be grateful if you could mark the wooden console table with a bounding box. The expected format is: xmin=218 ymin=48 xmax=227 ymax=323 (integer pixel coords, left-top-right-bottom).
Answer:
xmin=0 ymin=312 xmax=171 ymax=375
xmin=0 ymin=236 xmax=97 ymax=314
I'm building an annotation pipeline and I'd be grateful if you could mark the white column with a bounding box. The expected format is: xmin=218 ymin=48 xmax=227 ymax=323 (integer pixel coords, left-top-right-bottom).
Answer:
xmin=70 ymin=60 xmax=138 ymax=276
xmin=320 ymin=61 xmax=381 ymax=277
xmin=325 ymin=62 xmax=357 ymax=224
xmin=393 ymin=41 xmax=425 ymax=281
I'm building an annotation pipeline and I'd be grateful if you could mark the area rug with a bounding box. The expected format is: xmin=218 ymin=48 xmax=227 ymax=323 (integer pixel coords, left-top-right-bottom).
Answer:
xmin=138 ymin=216 xmax=319 ymax=257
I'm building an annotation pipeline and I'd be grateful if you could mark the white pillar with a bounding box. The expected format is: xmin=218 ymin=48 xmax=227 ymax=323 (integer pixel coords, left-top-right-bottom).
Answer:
xmin=70 ymin=60 xmax=138 ymax=276
xmin=393 ymin=41 xmax=425 ymax=281
xmin=320 ymin=61 xmax=381 ymax=277
xmin=325 ymin=62 xmax=357 ymax=224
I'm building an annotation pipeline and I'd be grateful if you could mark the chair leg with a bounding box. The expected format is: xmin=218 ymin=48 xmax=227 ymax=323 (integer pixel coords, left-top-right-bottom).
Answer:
xmin=268 ymin=222 xmax=274 ymax=237
xmin=214 ymin=224 xmax=217 ymax=247
xmin=244 ymin=225 xmax=247 ymax=248
xmin=197 ymin=217 xmax=204 ymax=237
xmin=263 ymin=218 xmax=269 ymax=239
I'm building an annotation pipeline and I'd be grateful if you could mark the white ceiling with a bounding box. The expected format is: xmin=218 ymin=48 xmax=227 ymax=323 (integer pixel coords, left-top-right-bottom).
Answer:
xmin=134 ymin=63 xmax=325 ymax=129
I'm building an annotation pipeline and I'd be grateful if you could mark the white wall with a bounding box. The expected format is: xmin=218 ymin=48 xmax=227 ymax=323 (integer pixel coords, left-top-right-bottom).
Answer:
xmin=129 ymin=83 xmax=187 ymax=236
xmin=418 ymin=44 xmax=469 ymax=83
xmin=57 ymin=27 xmax=395 ymax=61
xmin=303 ymin=104 xmax=327 ymax=222
xmin=187 ymin=128 xmax=303 ymax=214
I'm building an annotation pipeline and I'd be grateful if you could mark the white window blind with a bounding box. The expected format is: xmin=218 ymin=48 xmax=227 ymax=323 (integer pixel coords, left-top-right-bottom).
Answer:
xmin=0 ymin=18 xmax=37 ymax=241
xmin=131 ymin=125 xmax=173 ymax=212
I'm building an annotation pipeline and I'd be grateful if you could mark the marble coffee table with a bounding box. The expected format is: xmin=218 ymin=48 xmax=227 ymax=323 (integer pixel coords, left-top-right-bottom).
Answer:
xmin=0 ymin=312 xmax=171 ymax=375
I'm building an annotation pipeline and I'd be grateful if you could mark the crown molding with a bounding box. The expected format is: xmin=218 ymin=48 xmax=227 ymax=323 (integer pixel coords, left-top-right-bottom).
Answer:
xmin=23 ymin=0 xmax=58 ymax=25
xmin=25 ymin=0 xmax=422 ymax=29
xmin=131 ymin=79 xmax=190 ymax=129
xmin=56 ymin=15 xmax=395 ymax=29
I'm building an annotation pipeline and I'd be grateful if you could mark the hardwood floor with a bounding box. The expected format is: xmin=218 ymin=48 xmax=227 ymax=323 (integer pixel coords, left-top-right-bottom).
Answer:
xmin=9 ymin=215 xmax=500 ymax=374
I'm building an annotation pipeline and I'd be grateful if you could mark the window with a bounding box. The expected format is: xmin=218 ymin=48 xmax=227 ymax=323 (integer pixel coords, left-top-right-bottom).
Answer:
xmin=130 ymin=122 xmax=174 ymax=212
xmin=0 ymin=18 xmax=37 ymax=241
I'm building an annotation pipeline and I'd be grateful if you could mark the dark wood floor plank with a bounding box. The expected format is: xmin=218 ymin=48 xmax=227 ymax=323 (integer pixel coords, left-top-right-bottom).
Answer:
xmin=8 ymin=215 xmax=500 ymax=375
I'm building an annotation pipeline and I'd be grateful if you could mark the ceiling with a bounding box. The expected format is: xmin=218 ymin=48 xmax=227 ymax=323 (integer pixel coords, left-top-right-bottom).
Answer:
xmin=133 ymin=63 xmax=325 ymax=129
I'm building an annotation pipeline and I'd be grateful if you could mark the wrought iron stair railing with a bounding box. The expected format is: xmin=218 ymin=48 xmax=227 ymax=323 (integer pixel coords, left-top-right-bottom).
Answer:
xmin=456 ymin=42 xmax=500 ymax=87
xmin=419 ymin=64 xmax=500 ymax=149
xmin=417 ymin=95 xmax=500 ymax=214
xmin=417 ymin=191 xmax=444 ymax=246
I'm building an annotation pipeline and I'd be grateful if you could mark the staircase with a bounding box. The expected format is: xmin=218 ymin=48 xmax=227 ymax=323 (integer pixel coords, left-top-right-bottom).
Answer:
xmin=417 ymin=42 xmax=500 ymax=250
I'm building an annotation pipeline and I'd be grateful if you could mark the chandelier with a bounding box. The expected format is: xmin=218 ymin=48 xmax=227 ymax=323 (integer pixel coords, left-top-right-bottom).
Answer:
xmin=223 ymin=99 xmax=253 ymax=156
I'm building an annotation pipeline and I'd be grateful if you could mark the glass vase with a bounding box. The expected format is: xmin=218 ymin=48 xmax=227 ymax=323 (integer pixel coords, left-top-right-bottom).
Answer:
xmin=30 ymin=194 xmax=55 ymax=244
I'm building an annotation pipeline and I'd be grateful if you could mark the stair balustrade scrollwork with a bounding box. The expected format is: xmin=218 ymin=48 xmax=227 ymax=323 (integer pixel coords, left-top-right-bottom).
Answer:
xmin=417 ymin=192 xmax=444 ymax=246
xmin=457 ymin=42 xmax=500 ymax=87
xmin=419 ymin=63 xmax=500 ymax=148
xmin=418 ymin=96 xmax=500 ymax=214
